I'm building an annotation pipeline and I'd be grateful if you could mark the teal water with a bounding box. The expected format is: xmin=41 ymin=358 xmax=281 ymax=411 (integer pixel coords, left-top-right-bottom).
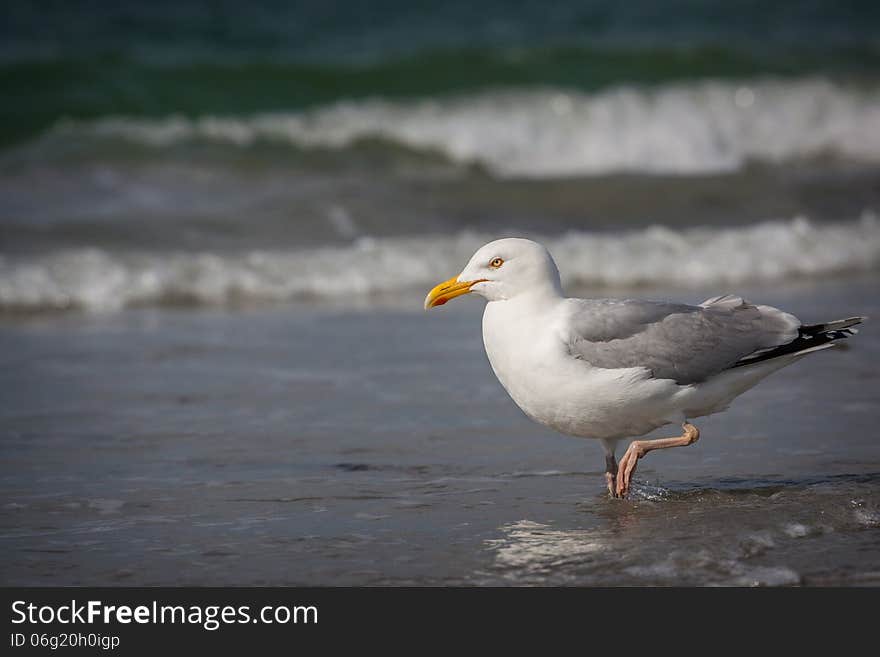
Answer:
xmin=2 ymin=0 xmax=880 ymax=145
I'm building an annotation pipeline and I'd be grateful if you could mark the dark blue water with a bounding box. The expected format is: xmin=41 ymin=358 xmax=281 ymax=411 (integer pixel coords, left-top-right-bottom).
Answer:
xmin=2 ymin=0 xmax=880 ymax=145
xmin=5 ymin=0 xmax=879 ymax=61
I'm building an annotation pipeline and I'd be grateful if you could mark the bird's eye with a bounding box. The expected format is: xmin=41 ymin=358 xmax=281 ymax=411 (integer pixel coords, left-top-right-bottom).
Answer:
xmin=489 ymin=257 xmax=504 ymax=268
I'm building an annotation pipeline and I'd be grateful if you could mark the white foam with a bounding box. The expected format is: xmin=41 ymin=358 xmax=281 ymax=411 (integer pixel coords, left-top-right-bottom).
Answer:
xmin=726 ymin=565 xmax=802 ymax=587
xmin=51 ymin=78 xmax=880 ymax=177
xmin=783 ymin=523 xmax=810 ymax=538
xmin=1 ymin=214 xmax=878 ymax=312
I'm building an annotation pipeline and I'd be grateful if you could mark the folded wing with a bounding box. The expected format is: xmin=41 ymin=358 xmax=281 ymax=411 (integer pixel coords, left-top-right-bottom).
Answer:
xmin=563 ymin=295 xmax=803 ymax=384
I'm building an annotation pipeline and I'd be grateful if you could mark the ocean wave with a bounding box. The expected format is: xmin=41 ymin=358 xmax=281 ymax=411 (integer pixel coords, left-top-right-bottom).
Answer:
xmin=1 ymin=214 xmax=877 ymax=312
xmin=48 ymin=78 xmax=880 ymax=177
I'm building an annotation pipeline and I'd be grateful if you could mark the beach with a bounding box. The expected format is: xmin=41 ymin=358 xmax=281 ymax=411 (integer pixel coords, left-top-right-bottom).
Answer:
xmin=1 ymin=274 xmax=878 ymax=586
xmin=1 ymin=0 xmax=879 ymax=586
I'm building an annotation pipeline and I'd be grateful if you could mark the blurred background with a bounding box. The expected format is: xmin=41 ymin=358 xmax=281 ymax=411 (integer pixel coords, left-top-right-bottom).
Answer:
xmin=1 ymin=0 xmax=879 ymax=309
xmin=1 ymin=1 xmax=879 ymax=586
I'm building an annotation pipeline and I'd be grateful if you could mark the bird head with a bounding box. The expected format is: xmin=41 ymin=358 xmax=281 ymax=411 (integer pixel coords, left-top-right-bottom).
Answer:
xmin=424 ymin=238 xmax=562 ymax=309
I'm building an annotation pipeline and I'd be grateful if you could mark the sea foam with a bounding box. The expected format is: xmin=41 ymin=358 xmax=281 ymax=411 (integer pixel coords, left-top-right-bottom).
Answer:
xmin=1 ymin=214 xmax=877 ymax=312
xmin=51 ymin=78 xmax=880 ymax=177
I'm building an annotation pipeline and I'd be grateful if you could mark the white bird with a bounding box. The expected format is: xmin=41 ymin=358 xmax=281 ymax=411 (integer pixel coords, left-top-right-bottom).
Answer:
xmin=424 ymin=238 xmax=863 ymax=497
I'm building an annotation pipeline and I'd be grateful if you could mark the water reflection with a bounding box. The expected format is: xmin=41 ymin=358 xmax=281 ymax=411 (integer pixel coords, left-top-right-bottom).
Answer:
xmin=483 ymin=516 xmax=804 ymax=586
xmin=485 ymin=520 xmax=612 ymax=584
xmin=482 ymin=475 xmax=880 ymax=586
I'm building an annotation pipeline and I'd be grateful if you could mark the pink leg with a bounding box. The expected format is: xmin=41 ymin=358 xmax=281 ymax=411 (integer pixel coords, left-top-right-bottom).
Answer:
xmin=604 ymin=452 xmax=618 ymax=498
xmin=615 ymin=423 xmax=700 ymax=498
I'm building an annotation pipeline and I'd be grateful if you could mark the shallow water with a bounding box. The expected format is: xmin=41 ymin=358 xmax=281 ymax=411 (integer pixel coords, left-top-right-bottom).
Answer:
xmin=1 ymin=275 xmax=877 ymax=586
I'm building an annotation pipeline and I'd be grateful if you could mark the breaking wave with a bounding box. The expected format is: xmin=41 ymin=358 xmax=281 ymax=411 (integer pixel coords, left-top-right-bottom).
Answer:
xmin=47 ymin=78 xmax=880 ymax=177
xmin=1 ymin=214 xmax=877 ymax=312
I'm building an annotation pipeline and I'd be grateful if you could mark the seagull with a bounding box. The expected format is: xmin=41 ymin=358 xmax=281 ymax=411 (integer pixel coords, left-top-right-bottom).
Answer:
xmin=424 ymin=238 xmax=863 ymax=498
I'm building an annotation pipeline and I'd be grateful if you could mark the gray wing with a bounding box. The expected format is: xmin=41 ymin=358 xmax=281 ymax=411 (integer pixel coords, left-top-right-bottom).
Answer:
xmin=564 ymin=295 xmax=801 ymax=384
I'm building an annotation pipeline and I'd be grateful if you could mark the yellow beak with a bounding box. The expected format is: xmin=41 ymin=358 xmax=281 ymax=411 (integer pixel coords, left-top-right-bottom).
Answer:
xmin=424 ymin=276 xmax=486 ymax=310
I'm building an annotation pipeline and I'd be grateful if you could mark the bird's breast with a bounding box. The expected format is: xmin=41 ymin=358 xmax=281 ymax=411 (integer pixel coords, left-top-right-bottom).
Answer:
xmin=481 ymin=301 xmax=580 ymax=420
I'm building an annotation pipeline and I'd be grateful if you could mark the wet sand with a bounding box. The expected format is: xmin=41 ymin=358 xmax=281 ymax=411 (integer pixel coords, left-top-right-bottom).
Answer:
xmin=0 ymin=275 xmax=878 ymax=586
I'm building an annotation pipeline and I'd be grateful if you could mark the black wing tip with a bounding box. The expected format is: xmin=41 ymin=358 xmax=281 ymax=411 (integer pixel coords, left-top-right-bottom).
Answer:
xmin=732 ymin=317 xmax=862 ymax=369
